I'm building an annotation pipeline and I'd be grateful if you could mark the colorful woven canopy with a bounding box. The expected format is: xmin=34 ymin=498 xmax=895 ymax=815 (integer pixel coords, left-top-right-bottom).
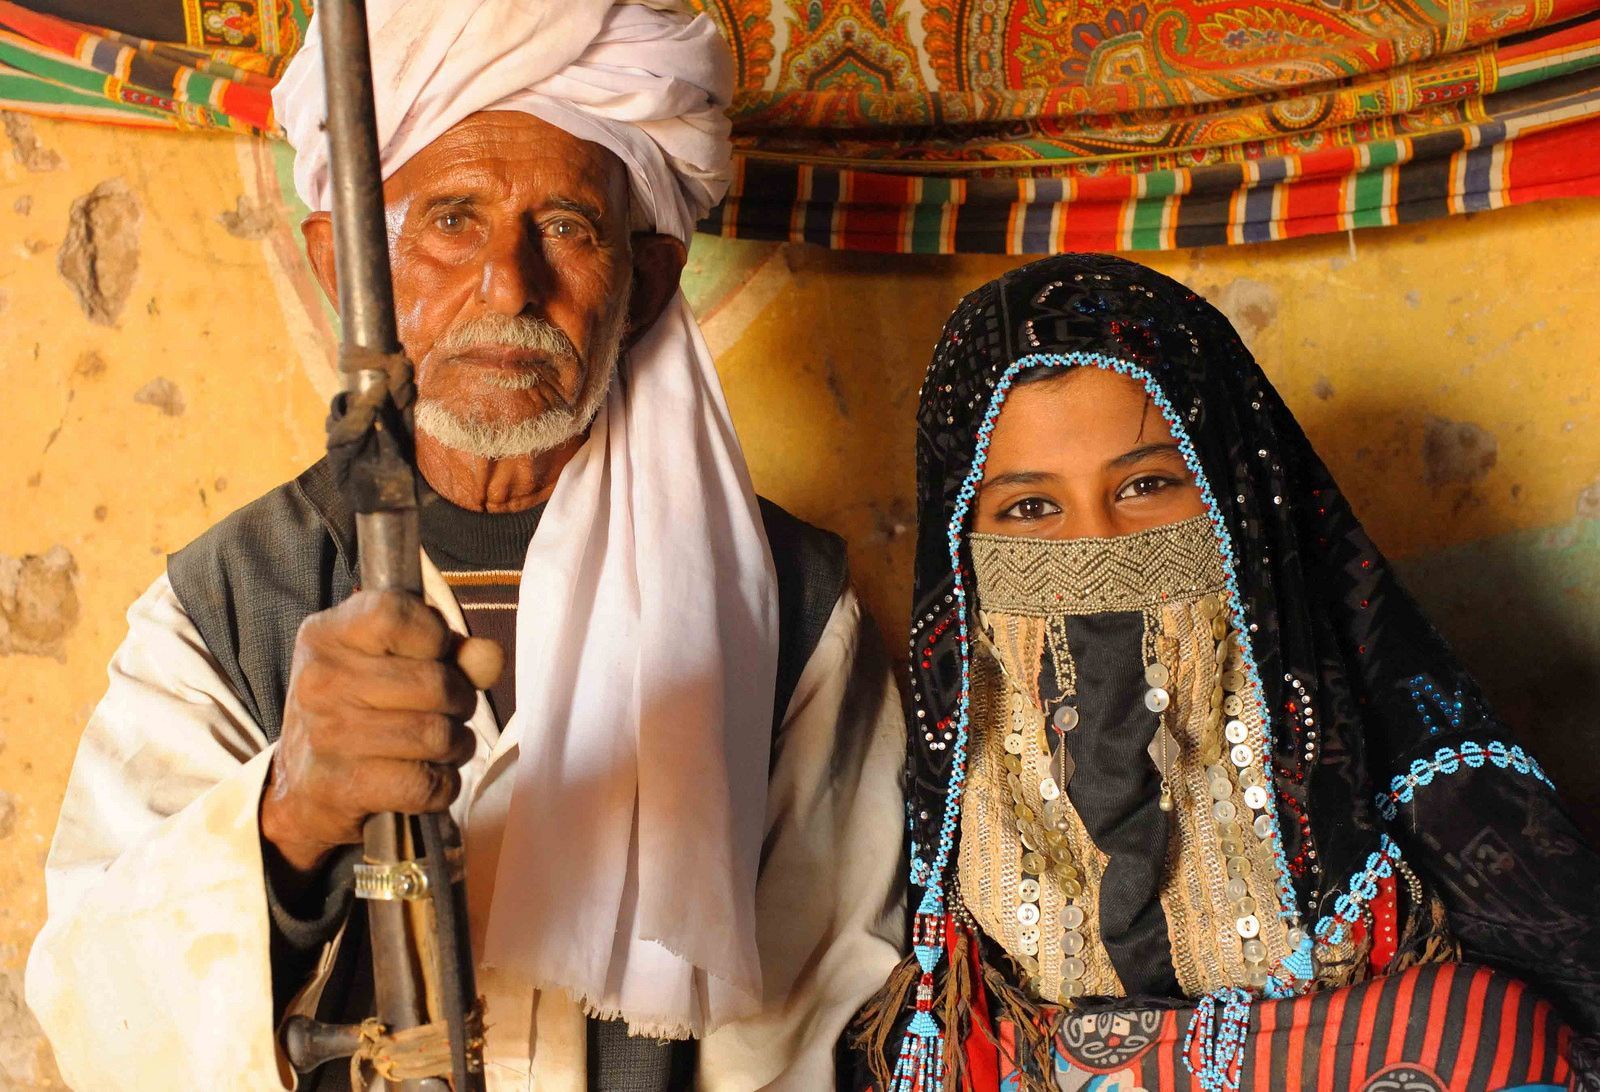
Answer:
xmin=2 ymin=0 xmax=1597 ymax=253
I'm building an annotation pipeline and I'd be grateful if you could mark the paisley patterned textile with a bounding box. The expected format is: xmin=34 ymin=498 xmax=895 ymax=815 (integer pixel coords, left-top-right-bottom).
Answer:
xmin=862 ymin=251 xmax=1600 ymax=1089
xmin=2 ymin=0 xmax=1598 ymax=250
xmin=995 ymin=964 xmax=1578 ymax=1091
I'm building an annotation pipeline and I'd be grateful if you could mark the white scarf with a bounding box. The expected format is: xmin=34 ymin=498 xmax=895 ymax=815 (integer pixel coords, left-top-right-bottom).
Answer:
xmin=274 ymin=0 xmax=775 ymax=1038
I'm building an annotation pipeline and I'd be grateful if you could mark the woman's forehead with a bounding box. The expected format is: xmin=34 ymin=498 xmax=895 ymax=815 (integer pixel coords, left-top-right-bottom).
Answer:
xmin=988 ymin=367 xmax=1176 ymax=465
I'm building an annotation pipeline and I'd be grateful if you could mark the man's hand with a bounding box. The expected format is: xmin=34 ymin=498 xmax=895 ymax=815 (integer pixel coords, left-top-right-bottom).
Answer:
xmin=261 ymin=591 xmax=503 ymax=880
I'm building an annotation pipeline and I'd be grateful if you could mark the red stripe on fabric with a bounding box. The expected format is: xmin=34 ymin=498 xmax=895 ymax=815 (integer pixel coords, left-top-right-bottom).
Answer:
xmin=1384 ymin=969 xmax=1421 ymax=1065
xmin=1527 ymin=993 xmax=1549 ymax=1083
xmin=1419 ymin=963 xmax=1457 ymax=1071
xmin=1316 ymin=978 xmax=1355 ymax=1092
xmin=838 ymin=172 xmax=911 ymax=253
xmin=1454 ymin=967 xmax=1493 ymax=1083
xmin=1488 ymin=978 xmax=1526 ymax=1087
xmin=1285 ymin=992 xmax=1309 ymax=1089
xmin=1350 ymin=971 xmax=1387 ymax=1080
xmin=1505 ymin=118 xmax=1600 ymax=193
xmin=1497 ymin=13 xmax=1600 ymax=63
xmin=1554 ymin=1019 xmax=1573 ymax=1084
xmin=1252 ymin=996 xmax=1278 ymax=1092
xmin=1156 ymin=1010 xmax=1184 ymax=1089
xmin=1063 ymin=170 xmax=1139 ymax=201
xmin=0 ymin=0 xmax=84 ymax=54
xmin=1278 ymin=173 xmax=1344 ymax=239
xmin=1059 ymin=200 xmax=1125 ymax=254
xmin=218 ymin=82 xmax=271 ymax=132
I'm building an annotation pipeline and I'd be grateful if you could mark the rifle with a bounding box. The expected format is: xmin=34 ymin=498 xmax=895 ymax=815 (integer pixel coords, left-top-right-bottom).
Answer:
xmin=280 ymin=1 xmax=485 ymax=1088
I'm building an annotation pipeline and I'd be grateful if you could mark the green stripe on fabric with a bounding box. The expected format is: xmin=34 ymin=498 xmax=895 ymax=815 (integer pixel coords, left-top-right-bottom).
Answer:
xmin=1140 ymin=171 xmax=1183 ymax=198
xmin=184 ymin=70 xmax=220 ymax=107
xmin=1127 ymin=194 xmax=1169 ymax=250
xmin=0 ymin=39 xmax=111 ymax=96
xmin=1348 ymin=141 xmax=1401 ymax=228
xmin=1496 ymin=52 xmax=1600 ymax=92
xmin=0 ymin=70 xmax=166 ymax=121
xmin=911 ymin=176 xmax=954 ymax=254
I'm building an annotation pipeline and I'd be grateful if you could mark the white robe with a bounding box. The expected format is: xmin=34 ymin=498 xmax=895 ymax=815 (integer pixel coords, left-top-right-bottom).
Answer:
xmin=25 ymin=558 xmax=905 ymax=1090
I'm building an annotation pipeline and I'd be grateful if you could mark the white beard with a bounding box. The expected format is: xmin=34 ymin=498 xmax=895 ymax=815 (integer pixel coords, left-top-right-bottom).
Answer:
xmin=414 ymin=282 xmax=630 ymax=460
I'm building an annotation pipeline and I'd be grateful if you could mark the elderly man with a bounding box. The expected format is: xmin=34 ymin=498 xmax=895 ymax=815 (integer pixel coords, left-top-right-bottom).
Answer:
xmin=25 ymin=2 xmax=904 ymax=1089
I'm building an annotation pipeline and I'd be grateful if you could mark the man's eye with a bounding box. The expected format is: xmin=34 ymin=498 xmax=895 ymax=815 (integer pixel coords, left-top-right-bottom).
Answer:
xmin=999 ymin=497 xmax=1062 ymax=521
xmin=434 ymin=211 xmax=467 ymax=233
xmin=546 ymin=218 xmax=583 ymax=240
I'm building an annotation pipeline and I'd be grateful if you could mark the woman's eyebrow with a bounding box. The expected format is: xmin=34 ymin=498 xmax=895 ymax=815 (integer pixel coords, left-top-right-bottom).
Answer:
xmin=1108 ymin=441 xmax=1184 ymax=469
xmin=981 ymin=469 xmax=1058 ymax=491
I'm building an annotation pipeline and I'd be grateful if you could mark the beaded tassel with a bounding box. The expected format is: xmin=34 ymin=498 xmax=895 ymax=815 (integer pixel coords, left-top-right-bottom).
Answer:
xmin=1183 ymin=987 xmax=1252 ymax=1092
xmin=890 ymin=892 xmax=948 ymax=1092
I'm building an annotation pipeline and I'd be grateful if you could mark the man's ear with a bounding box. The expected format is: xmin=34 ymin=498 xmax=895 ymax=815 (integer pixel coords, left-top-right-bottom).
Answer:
xmin=301 ymin=212 xmax=337 ymax=303
xmin=624 ymin=233 xmax=688 ymax=347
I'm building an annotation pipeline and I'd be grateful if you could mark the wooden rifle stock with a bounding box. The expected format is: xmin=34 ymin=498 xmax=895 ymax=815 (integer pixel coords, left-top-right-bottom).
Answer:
xmin=282 ymin=2 xmax=485 ymax=1089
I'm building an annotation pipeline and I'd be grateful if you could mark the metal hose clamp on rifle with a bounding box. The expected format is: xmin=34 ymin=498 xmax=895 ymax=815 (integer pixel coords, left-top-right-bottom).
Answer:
xmin=354 ymin=849 xmax=465 ymax=902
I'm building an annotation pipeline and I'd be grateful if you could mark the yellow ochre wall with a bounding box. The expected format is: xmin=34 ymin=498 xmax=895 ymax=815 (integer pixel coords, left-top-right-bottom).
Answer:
xmin=1 ymin=115 xmax=1597 ymax=1087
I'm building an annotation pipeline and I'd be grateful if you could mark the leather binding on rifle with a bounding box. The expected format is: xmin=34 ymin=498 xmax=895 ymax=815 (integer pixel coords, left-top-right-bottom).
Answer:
xmin=278 ymin=2 xmax=486 ymax=1088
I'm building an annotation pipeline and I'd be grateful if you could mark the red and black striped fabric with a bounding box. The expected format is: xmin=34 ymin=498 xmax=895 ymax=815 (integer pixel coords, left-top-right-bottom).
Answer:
xmin=992 ymin=964 xmax=1578 ymax=1090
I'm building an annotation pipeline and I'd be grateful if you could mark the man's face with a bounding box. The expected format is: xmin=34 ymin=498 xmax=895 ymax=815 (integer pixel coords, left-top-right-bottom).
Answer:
xmin=379 ymin=111 xmax=635 ymax=459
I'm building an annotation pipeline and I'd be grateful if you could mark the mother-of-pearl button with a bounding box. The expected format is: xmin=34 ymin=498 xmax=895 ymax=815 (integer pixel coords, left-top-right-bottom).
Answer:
xmin=1018 ymin=878 xmax=1041 ymax=902
xmin=1243 ymin=785 xmax=1270 ymax=810
xmin=1236 ymin=914 xmax=1261 ymax=939
xmin=1144 ymin=687 xmax=1170 ymax=713
xmin=1144 ymin=663 xmax=1170 ymax=688
xmin=1225 ymin=719 xmax=1249 ymax=744
xmin=1052 ymin=704 xmax=1080 ymax=732
xmin=1039 ymin=778 xmax=1060 ymax=800
xmin=1015 ymin=902 xmax=1040 ymax=926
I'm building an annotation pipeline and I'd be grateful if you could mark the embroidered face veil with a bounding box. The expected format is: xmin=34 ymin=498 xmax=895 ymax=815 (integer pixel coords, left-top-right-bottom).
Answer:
xmin=864 ymin=253 xmax=1576 ymax=1090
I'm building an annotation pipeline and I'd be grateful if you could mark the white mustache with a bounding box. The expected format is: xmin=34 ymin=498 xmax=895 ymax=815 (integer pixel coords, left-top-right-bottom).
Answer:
xmin=433 ymin=313 xmax=579 ymax=362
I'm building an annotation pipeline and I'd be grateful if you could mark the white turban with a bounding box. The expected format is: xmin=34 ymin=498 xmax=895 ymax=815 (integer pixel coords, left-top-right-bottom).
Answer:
xmin=274 ymin=2 xmax=776 ymax=1040
xmin=274 ymin=0 xmax=732 ymax=239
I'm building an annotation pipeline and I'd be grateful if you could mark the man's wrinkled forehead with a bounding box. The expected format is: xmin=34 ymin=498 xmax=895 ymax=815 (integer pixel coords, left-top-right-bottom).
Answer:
xmin=382 ymin=110 xmax=630 ymax=226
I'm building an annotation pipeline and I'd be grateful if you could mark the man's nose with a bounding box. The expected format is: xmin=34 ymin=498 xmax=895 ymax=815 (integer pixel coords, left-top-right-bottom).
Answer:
xmin=476 ymin=221 xmax=548 ymax=315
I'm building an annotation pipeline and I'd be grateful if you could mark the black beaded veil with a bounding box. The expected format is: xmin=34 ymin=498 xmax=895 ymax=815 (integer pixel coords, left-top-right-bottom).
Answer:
xmin=886 ymin=252 xmax=1600 ymax=1067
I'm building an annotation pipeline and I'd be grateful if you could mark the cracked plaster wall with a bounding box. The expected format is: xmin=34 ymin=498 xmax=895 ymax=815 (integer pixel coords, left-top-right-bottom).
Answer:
xmin=0 ymin=114 xmax=1597 ymax=1086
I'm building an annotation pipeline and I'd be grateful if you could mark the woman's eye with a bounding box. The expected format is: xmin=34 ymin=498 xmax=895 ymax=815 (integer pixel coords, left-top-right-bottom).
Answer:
xmin=999 ymin=497 xmax=1062 ymax=521
xmin=1118 ymin=474 xmax=1180 ymax=500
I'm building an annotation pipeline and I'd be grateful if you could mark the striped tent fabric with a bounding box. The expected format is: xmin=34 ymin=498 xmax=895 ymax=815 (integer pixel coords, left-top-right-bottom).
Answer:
xmin=0 ymin=1 xmax=302 ymax=134
xmin=0 ymin=0 xmax=1596 ymax=254
xmin=695 ymin=0 xmax=1600 ymax=253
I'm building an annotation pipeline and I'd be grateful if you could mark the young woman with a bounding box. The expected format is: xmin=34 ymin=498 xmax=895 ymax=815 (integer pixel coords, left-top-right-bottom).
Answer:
xmin=857 ymin=254 xmax=1599 ymax=1091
